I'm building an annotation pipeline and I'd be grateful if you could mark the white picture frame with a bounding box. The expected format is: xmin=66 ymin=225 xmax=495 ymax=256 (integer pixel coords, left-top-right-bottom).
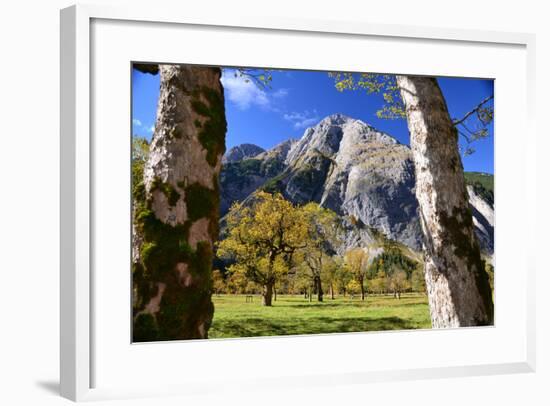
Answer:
xmin=60 ymin=4 xmax=536 ymax=402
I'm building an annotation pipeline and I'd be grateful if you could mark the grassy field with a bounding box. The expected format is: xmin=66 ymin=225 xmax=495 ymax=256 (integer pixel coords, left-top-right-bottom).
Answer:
xmin=209 ymin=293 xmax=431 ymax=339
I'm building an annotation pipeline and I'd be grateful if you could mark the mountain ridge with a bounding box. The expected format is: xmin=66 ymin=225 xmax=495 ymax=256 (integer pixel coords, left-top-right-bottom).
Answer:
xmin=222 ymin=143 xmax=266 ymax=164
xmin=220 ymin=115 xmax=494 ymax=255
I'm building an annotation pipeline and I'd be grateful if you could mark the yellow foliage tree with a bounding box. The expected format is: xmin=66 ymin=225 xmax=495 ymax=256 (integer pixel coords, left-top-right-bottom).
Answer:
xmin=344 ymin=248 xmax=370 ymax=301
xmin=300 ymin=203 xmax=341 ymax=302
xmin=346 ymin=279 xmax=361 ymax=298
xmin=321 ymin=256 xmax=341 ymax=300
xmin=217 ymin=192 xmax=308 ymax=306
xmin=388 ymin=270 xmax=410 ymax=299
xmin=212 ymin=269 xmax=225 ymax=296
xmin=369 ymin=270 xmax=388 ymax=295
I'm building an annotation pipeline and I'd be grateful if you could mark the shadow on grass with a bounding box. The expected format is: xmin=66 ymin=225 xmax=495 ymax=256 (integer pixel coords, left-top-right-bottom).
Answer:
xmin=210 ymin=315 xmax=418 ymax=338
xmin=274 ymin=301 xmax=424 ymax=310
xmin=277 ymin=302 xmax=363 ymax=309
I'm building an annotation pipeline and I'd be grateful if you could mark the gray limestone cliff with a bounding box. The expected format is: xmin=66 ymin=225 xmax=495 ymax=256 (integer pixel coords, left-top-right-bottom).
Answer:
xmin=219 ymin=114 xmax=494 ymax=255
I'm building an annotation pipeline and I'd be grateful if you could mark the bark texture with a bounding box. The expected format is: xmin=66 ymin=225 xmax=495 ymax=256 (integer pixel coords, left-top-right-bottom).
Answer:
xmin=396 ymin=75 xmax=493 ymax=328
xmin=132 ymin=65 xmax=226 ymax=341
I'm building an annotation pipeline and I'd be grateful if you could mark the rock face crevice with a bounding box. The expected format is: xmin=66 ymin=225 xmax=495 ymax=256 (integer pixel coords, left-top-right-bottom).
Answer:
xmin=132 ymin=65 xmax=226 ymax=341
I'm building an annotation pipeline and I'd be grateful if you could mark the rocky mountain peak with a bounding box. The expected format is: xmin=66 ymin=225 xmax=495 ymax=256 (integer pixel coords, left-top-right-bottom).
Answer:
xmin=319 ymin=113 xmax=354 ymax=126
xmin=222 ymin=143 xmax=265 ymax=164
xmin=219 ymin=114 xmax=494 ymax=256
xmin=285 ymin=115 xmax=399 ymax=168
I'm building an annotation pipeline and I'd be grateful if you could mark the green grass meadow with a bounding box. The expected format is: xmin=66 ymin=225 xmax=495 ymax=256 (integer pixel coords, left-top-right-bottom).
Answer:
xmin=209 ymin=293 xmax=431 ymax=339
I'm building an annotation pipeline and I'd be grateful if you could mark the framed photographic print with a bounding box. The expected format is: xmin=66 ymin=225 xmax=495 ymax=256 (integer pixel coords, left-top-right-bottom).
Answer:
xmin=60 ymin=4 xmax=536 ymax=402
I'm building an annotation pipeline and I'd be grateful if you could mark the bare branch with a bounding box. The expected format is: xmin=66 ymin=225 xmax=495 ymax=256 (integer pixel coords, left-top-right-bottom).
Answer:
xmin=452 ymin=94 xmax=494 ymax=126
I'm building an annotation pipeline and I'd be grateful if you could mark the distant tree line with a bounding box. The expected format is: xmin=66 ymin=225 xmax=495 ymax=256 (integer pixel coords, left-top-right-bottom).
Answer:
xmin=216 ymin=191 xmax=430 ymax=305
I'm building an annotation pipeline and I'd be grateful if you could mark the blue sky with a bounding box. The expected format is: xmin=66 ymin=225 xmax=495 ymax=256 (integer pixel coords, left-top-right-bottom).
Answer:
xmin=132 ymin=67 xmax=494 ymax=174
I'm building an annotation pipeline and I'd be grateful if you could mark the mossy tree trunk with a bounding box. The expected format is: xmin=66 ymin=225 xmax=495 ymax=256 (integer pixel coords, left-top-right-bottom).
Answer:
xmin=396 ymin=75 xmax=494 ymax=328
xmin=132 ymin=64 xmax=226 ymax=341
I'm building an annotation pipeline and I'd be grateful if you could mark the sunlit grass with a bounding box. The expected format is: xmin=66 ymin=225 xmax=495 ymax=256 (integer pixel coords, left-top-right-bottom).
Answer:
xmin=209 ymin=293 xmax=431 ymax=339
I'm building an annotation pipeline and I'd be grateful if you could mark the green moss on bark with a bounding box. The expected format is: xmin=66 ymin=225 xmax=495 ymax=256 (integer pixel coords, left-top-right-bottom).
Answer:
xmin=439 ymin=207 xmax=494 ymax=325
xmin=133 ymin=313 xmax=159 ymax=342
xmin=185 ymin=182 xmax=218 ymax=222
xmin=169 ymin=125 xmax=183 ymax=139
xmin=190 ymin=85 xmax=227 ymax=167
xmin=133 ymin=184 xmax=218 ymax=340
xmin=135 ymin=208 xmax=192 ymax=277
xmin=132 ymin=69 xmax=225 ymax=341
xmin=154 ymin=242 xmax=215 ymax=340
xmin=151 ymin=178 xmax=181 ymax=207
xmin=209 ymin=174 xmax=221 ymax=241
xmin=132 ymin=262 xmax=154 ymax=315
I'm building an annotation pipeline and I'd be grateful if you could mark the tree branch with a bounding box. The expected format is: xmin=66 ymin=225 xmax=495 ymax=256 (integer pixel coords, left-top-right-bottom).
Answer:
xmin=452 ymin=94 xmax=494 ymax=127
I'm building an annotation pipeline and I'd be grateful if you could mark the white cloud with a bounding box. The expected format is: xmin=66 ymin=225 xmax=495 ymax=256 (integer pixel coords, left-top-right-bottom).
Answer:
xmin=132 ymin=118 xmax=155 ymax=134
xmin=220 ymin=71 xmax=288 ymax=111
xmin=273 ymin=88 xmax=289 ymax=99
xmin=283 ymin=110 xmax=320 ymax=129
xmin=283 ymin=112 xmax=306 ymax=121
xmin=221 ymin=74 xmax=269 ymax=110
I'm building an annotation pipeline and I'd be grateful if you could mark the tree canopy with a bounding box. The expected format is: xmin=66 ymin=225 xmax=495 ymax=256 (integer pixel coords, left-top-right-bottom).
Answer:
xmin=217 ymin=192 xmax=309 ymax=305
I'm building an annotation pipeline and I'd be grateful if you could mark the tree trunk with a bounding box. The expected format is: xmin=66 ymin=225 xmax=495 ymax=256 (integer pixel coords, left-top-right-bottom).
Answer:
xmin=132 ymin=65 xmax=226 ymax=341
xmin=315 ymin=276 xmax=324 ymax=302
xmin=262 ymin=280 xmax=274 ymax=306
xmin=396 ymin=75 xmax=494 ymax=328
xmin=360 ymin=277 xmax=365 ymax=301
xmin=274 ymin=287 xmax=277 ymax=302
xmin=330 ymin=282 xmax=335 ymax=300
